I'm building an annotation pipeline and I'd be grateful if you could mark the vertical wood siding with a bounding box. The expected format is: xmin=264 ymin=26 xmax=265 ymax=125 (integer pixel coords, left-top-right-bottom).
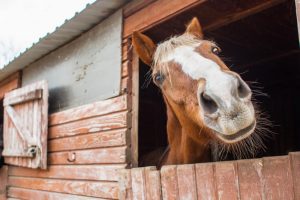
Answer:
xmin=119 ymin=152 xmax=300 ymax=200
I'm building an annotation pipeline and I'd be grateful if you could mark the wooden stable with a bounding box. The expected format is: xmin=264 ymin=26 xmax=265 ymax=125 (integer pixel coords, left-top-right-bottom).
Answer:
xmin=0 ymin=0 xmax=300 ymax=199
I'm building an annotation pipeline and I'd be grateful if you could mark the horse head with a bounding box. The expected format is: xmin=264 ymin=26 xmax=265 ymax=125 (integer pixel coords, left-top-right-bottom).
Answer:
xmin=133 ymin=17 xmax=265 ymax=164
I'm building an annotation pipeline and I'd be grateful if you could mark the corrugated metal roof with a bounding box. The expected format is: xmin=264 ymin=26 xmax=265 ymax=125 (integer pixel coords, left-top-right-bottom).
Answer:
xmin=0 ymin=0 xmax=130 ymax=82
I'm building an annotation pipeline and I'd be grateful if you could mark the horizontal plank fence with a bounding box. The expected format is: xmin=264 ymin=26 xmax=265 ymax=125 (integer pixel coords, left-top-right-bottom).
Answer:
xmin=119 ymin=152 xmax=300 ymax=200
xmin=6 ymin=93 xmax=131 ymax=199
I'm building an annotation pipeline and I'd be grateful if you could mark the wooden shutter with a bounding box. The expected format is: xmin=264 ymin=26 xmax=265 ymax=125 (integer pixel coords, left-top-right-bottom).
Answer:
xmin=2 ymin=80 xmax=48 ymax=169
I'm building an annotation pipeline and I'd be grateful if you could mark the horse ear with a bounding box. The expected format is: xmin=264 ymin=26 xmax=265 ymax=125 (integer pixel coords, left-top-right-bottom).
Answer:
xmin=185 ymin=17 xmax=204 ymax=39
xmin=132 ymin=31 xmax=156 ymax=66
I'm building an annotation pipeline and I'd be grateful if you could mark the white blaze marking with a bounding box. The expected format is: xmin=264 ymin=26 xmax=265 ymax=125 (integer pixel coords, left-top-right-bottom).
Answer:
xmin=163 ymin=44 xmax=237 ymax=109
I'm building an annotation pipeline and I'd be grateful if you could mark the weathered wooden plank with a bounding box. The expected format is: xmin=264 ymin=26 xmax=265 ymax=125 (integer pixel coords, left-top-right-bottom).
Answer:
xmin=48 ymin=129 xmax=128 ymax=152
xmin=8 ymin=177 xmax=118 ymax=199
xmin=5 ymin=105 xmax=35 ymax=146
xmin=48 ymin=146 xmax=128 ymax=165
xmin=50 ymin=94 xmax=128 ymax=126
xmin=145 ymin=167 xmax=161 ymax=200
xmin=118 ymin=169 xmax=133 ymax=200
xmin=122 ymin=77 xmax=130 ymax=94
xmin=49 ymin=111 xmax=129 ymax=139
xmin=130 ymin=50 xmax=139 ymax=167
xmin=215 ymin=162 xmax=239 ymax=200
xmin=176 ymin=164 xmax=197 ymax=200
xmin=237 ymin=159 xmax=263 ymax=200
xmin=289 ymin=152 xmax=300 ymax=200
xmin=0 ymin=166 xmax=8 ymax=200
xmin=122 ymin=60 xmax=131 ymax=78
xmin=124 ymin=0 xmax=205 ymax=37
xmin=8 ymin=187 xmax=103 ymax=200
xmin=3 ymin=89 xmax=42 ymax=106
xmin=0 ymin=72 xmax=21 ymax=99
xmin=122 ymin=43 xmax=129 ymax=62
xmin=262 ymin=156 xmax=294 ymax=200
xmin=161 ymin=165 xmax=179 ymax=200
xmin=131 ymin=168 xmax=146 ymax=200
xmin=195 ymin=163 xmax=216 ymax=200
xmin=9 ymin=164 xmax=126 ymax=181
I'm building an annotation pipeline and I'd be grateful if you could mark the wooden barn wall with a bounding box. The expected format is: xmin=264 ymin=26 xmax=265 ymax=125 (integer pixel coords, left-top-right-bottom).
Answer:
xmin=5 ymin=91 xmax=131 ymax=199
xmin=4 ymin=7 xmax=132 ymax=197
xmin=22 ymin=10 xmax=123 ymax=114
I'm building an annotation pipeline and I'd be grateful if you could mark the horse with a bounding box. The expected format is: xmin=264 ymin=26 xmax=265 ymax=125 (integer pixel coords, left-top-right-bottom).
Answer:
xmin=132 ymin=17 xmax=267 ymax=166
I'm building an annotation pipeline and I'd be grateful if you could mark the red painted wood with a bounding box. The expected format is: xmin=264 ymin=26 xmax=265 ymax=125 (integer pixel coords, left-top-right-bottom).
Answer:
xmin=49 ymin=111 xmax=128 ymax=139
xmin=3 ymin=80 xmax=48 ymax=169
xmin=215 ymin=162 xmax=239 ymax=200
xmin=50 ymin=94 xmax=128 ymax=126
xmin=289 ymin=152 xmax=300 ymax=200
xmin=195 ymin=163 xmax=217 ymax=200
xmin=237 ymin=159 xmax=263 ymax=200
xmin=0 ymin=166 xmax=8 ymax=200
xmin=176 ymin=164 xmax=197 ymax=200
xmin=161 ymin=165 xmax=179 ymax=200
xmin=48 ymin=146 xmax=127 ymax=165
xmin=262 ymin=156 xmax=294 ymax=199
xmin=9 ymin=164 xmax=125 ymax=181
xmin=118 ymin=169 xmax=133 ymax=200
xmin=145 ymin=167 xmax=161 ymax=200
xmin=8 ymin=187 xmax=101 ymax=200
xmin=48 ymin=129 xmax=127 ymax=152
xmin=9 ymin=177 xmax=119 ymax=199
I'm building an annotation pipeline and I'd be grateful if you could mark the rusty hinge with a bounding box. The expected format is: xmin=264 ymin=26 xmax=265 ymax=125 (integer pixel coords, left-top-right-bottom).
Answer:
xmin=2 ymin=145 xmax=38 ymax=158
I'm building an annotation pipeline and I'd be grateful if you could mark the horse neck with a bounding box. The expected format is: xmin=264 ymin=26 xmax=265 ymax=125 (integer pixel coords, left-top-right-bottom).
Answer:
xmin=163 ymin=97 xmax=211 ymax=165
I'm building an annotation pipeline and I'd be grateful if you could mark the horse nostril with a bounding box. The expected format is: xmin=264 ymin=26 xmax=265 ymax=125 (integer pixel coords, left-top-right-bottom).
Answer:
xmin=237 ymin=77 xmax=252 ymax=100
xmin=199 ymin=92 xmax=218 ymax=115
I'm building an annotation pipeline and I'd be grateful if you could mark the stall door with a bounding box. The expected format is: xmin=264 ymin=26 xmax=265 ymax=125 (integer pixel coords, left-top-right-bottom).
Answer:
xmin=2 ymin=80 xmax=48 ymax=169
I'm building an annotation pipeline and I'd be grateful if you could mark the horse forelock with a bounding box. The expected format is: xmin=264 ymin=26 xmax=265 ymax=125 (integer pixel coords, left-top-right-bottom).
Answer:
xmin=153 ymin=34 xmax=202 ymax=71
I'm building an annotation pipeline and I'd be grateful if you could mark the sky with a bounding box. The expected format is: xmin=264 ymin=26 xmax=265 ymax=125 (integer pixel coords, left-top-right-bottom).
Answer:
xmin=0 ymin=0 xmax=96 ymax=68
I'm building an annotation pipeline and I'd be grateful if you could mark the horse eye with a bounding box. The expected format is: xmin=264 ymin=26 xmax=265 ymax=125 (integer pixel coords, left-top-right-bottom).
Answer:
xmin=212 ymin=46 xmax=221 ymax=55
xmin=154 ymin=73 xmax=165 ymax=85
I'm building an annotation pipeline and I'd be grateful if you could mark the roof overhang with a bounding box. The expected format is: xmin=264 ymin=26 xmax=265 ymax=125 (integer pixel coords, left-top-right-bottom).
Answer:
xmin=0 ymin=0 xmax=130 ymax=82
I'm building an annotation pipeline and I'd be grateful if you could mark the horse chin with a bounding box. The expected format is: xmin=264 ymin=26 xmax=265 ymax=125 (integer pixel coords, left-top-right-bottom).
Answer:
xmin=213 ymin=120 xmax=256 ymax=144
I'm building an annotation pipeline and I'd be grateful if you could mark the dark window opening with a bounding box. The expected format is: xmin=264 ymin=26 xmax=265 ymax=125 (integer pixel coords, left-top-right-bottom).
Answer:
xmin=138 ymin=0 xmax=300 ymax=166
xmin=138 ymin=61 xmax=167 ymax=166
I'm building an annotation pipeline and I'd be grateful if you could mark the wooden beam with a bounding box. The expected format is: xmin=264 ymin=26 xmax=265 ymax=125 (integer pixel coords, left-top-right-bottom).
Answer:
xmin=124 ymin=0 xmax=286 ymax=38
xmin=124 ymin=0 xmax=206 ymax=37
xmin=295 ymin=0 xmax=300 ymax=45
xmin=3 ymin=89 xmax=42 ymax=106
xmin=131 ymin=49 xmax=139 ymax=167
xmin=204 ymin=0 xmax=286 ymax=31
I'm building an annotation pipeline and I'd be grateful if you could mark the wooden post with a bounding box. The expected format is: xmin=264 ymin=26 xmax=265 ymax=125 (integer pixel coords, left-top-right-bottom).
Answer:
xmin=0 ymin=165 xmax=8 ymax=200
xmin=131 ymin=47 xmax=139 ymax=167
xmin=296 ymin=0 xmax=300 ymax=46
